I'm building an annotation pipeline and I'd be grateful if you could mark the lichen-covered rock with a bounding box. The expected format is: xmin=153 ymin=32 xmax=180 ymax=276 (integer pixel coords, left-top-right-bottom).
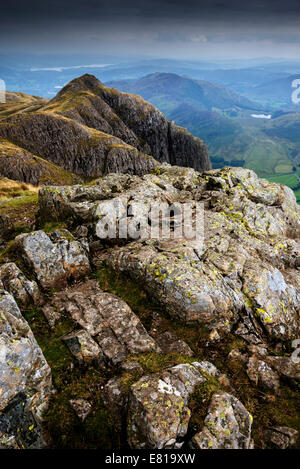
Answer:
xmin=247 ymin=356 xmax=280 ymax=394
xmin=15 ymin=230 xmax=91 ymax=290
xmin=121 ymin=361 xmax=144 ymax=373
xmin=127 ymin=362 xmax=220 ymax=449
xmin=0 ymin=262 xmax=40 ymax=306
xmin=47 ymin=280 xmax=159 ymax=366
xmin=263 ymin=426 xmax=298 ymax=449
xmin=191 ymin=392 xmax=253 ymax=449
xmin=62 ymin=329 xmax=105 ymax=366
xmin=264 ymin=355 xmax=300 ymax=384
xmin=36 ymin=165 xmax=300 ymax=348
xmin=41 ymin=304 xmax=61 ymax=328
xmin=0 ymin=289 xmax=52 ymax=448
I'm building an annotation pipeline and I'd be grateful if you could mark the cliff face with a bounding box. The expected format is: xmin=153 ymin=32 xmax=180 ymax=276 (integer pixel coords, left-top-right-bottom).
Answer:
xmin=97 ymin=83 xmax=211 ymax=170
xmin=0 ymin=112 xmax=157 ymax=179
xmin=0 ymin=139 xmax=81 ymax=185
xmin=48 ymin=74 xmax=211 ymax=172
xmin=0 ymin=74 xmax=211 ymax=185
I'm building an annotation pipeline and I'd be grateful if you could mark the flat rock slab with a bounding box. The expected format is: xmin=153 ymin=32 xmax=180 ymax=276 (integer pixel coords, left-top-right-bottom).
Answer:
xmin=51 ymin=280 xmax=159 ymax=366
xmin=15 ymin=230 xmax=91 ymax=290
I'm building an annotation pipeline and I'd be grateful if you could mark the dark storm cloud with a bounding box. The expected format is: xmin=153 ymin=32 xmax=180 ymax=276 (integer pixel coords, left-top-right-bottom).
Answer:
xmin=2 ymin=0 xmax=300 ymax=23
xmin=1 ymin=0 xmax=300 ymax=57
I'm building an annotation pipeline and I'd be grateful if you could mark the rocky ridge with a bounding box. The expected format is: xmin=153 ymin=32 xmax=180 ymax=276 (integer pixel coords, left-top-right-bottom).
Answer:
xmin=0 ymin=75 xmax=211 ymax=185
xmin=0 ymin=162 xmax=299 ymax=449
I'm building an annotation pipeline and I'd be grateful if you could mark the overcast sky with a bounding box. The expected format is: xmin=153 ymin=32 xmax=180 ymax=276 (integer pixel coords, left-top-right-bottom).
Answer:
xmin=2 ymin=0 xmax=300 ymax=59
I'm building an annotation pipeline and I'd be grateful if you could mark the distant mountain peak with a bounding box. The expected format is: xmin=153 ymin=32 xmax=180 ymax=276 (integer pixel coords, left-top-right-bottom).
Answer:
xmin=0 ymin=74 xmax=211 ymax=185
xmin=54 ymin=73 xmax=104 ymax=97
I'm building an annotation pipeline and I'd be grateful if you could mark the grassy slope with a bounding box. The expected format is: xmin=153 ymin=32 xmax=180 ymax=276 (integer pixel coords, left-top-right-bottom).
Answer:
xmin=0 ymin=92 xmax=49 ymax=120
xmin=266 ymin=170 xmax=300 ymax=203
xmin=109 ymin=76 xmax=300 ymax=200
xmin=169 ymin=106 xmax=294 ymax=176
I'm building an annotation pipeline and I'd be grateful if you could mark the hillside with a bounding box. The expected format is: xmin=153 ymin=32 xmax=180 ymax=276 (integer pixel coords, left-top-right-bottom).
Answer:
xmin=0 ymin=74 xmax=211 ymax=185
xmin=107 ymin=73 xmax=300 ymax=198
xmin=263 ymin=113 xmax=300 ymax=143
xmin=244 ymin=74 xmax=300 ymax=108
xmin=107 ymin=72 xmax=265 ymax=114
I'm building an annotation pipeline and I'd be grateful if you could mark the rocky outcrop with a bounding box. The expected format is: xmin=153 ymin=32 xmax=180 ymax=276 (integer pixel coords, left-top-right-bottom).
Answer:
xmin=0 ymin=262 xmax=40 ymax=307
xmin=191 ymin=392 xmax=253 ymax=449
xmin=15 ymin=229 xmax=91 ymax=290
xmin=1 ymin=159 xmax=299 ymax=449
xmin=62 ymin=329 xmax=106 ymax=366
xmin=152 ymin=331 xmax=193 ymax=357
xmin=46 ymin=74 xmax=211 ymax=172
xmin=45 ymin=280 xmax=159 ymax=366
xmin=263 ymin=426 xmax=298 ymax=449
xmin=0 ymin=112 xmax=157 ymax=180
xmin=258 ymin=355 xmax=300 ymax=385
xmin=69 ymin=399 xmax=92 ymax=422
xmin=126 ymin=361 xmax=235 ymax=449
xmin=0 ymin=74 xmax=210 ymax=185
xmin=246 ymin=355 xmax=280 ymax=393
xmin=0 ymin=138 xmax=81 ymax=186
xmin=38 ymin=165 xmax=300 ymax=348
xmin=0 ymin=289 xmax=52 ymax=448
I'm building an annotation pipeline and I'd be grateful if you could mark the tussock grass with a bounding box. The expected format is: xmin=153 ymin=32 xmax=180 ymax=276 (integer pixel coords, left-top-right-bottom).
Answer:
xmin=0 ymin=177 xmax=39 ymax=201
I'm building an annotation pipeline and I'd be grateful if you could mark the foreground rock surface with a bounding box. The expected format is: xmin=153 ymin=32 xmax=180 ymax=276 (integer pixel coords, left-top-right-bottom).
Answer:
xmin=1 ymin=162 xmax=299 ymax=450
xmin=192 ymin=392 xmax=253 ymax=449
xmin=47 ymin=280 xmax=159 ymax=366
xmin=263 ymin=426 xmax=298 ymax=449
xmin=0 ymin=262 xmax=40 ymax=306
xmin=127 ymin=361 xmax=233 ymax=449
xmin=39 ymin=165 xmax=300 ymax=349
xmin=15 ymin=229 xmax=90 ymax=290
xmin=0 ymin=289 xmax=52 ymax=448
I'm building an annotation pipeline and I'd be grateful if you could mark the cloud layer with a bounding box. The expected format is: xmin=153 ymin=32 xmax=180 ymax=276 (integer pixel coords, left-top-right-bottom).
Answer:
xmin=2 ymin=0 xmax=300 ymax=58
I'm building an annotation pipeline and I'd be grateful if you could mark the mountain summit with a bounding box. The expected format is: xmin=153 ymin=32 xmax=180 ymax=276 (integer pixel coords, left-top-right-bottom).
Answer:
xmin=0 ymin=74 xmax=211 ymax=185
